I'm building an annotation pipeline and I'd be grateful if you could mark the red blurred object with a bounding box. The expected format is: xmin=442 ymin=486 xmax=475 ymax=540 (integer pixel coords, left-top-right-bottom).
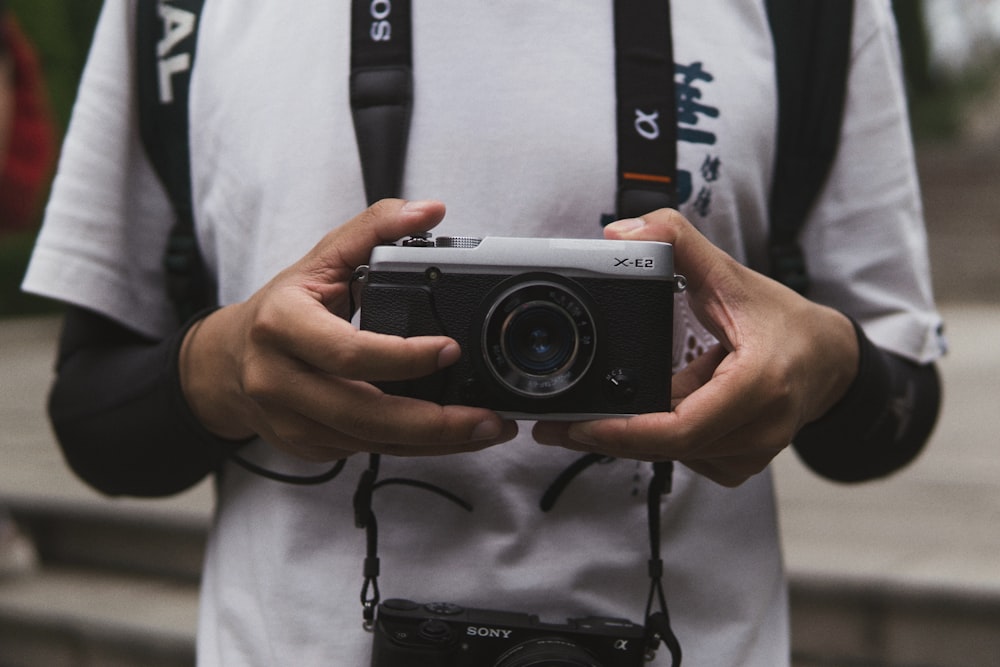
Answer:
xmin=0 ymin=12 xmax=56 ymax=233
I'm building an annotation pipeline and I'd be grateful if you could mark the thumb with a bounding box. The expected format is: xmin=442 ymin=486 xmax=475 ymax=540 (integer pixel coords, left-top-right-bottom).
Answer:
xmin=603 ymin=208 xmax=733 ymax=294
xmin=302 ymin=199 xmax=447 ymax=275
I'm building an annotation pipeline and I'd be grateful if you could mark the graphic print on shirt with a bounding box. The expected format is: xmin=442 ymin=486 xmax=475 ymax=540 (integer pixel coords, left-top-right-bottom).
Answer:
xmin=675 ymin=60 xmax=721 ymax=218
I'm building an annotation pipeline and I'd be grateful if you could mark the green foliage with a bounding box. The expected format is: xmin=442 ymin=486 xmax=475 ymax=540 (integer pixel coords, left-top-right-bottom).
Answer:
xmin=0 ymin=0 xmax=101 ymax=317
xmin=7 ymin=0 xmax=103 ymax=132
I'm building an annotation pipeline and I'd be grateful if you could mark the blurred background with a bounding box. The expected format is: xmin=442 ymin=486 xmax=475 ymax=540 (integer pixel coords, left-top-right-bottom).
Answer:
xmin=0 ymin=1 xmax=997 ymax=666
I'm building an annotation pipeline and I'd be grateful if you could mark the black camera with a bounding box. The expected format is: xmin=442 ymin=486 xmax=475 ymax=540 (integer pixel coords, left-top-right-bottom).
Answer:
xmin=370 ymin=598 xmax=649 ymax=666
xmin=358 ymin=235 xmax=684 ymax=419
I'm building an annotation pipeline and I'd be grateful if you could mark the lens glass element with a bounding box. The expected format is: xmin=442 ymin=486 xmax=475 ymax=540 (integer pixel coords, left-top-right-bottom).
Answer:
xmin=482 ymin=279 xmax=596 ymax=398
xmin=503 ymin=302 xmax=576 ymax=376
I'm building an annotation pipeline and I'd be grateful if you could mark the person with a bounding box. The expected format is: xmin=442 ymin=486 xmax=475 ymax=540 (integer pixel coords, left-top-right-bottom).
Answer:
xmin=0 ymin=1 xmax=53 ymax=578
xmin=0 ymin=3 xmax=55 ymax=232
xmin=22 ymin=1 xmax=944 ymax=665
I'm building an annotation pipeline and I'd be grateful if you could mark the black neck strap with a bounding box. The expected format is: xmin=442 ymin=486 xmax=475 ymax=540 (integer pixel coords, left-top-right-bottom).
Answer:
xmin=614 ymin=0 xmax=678 ymax=218
xmin=348 ymin=3 xmax=681 ymax=663
xmin=350 ymin=0 xmax=414 ymax=206
xmin=348 ymin=0 xmax=678 ymax=217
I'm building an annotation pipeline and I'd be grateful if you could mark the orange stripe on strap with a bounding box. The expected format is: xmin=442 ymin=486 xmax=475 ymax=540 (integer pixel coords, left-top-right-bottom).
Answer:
xmin=623 ymin=172 xmax=673 ymax=185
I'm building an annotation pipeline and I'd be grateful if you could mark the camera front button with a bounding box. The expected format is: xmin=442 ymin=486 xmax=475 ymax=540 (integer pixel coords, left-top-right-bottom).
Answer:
xmin=418 ymin=619 xmax=454 ymax=644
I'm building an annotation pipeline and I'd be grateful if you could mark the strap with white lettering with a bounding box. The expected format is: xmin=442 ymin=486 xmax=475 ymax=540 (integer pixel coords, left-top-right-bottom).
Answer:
xmin=614 ymin=0 xmax=678 ymax=219
xmin=350 ymin=0 xmax=413 ymax=206
xmin=137 ymin=0 xmax=214 ymax=322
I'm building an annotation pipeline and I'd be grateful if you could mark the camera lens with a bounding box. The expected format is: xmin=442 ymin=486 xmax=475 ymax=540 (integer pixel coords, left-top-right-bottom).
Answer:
xmin=482 ymin=279 xmax=597 ymax=398
xmin=493 ymin=637 xmax=603 ymax=667
xmin=504 ymin=303 xmax=576 ymax=375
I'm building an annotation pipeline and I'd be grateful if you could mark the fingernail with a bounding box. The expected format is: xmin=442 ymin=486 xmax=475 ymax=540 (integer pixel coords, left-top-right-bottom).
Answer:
xmin=568 ymin=424 xmax=598 ymax=446
xmin=472 ymin=420 xmax=502 ymax=441
xmin=438 ymin=342 xmax=461 ymax=367
xmin=402 ymin=200 xmax=437 ymax=214
xmin=605 ymin=218 xmax=646 ymax=234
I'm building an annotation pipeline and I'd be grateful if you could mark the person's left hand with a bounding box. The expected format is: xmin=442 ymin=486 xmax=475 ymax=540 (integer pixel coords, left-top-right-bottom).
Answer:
xmin=533 ymin=208 xmax=859 ymax=487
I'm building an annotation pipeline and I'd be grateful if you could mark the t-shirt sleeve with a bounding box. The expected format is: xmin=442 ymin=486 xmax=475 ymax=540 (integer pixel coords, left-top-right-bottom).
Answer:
xmin=797 ymin=0 xmax=945 ymax=363
xmin=22 ymin=0 xmax=179 ymax=340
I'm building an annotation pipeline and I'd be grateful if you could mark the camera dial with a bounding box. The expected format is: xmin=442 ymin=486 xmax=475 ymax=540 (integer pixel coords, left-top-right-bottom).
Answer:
xmin=435 ymin=235 xmax=483 ymax=248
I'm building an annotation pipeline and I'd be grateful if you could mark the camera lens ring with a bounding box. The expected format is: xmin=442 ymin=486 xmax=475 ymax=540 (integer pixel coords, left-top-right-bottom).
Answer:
xmin=481 ymin=278 xmax=597 ymax=399
xmin=492 ymin=637 xmax=603 ymax=667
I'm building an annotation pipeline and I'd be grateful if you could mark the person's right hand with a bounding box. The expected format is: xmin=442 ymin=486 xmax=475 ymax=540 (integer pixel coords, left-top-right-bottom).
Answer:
xmin=178 ymin=199 xmax=518 ymax=461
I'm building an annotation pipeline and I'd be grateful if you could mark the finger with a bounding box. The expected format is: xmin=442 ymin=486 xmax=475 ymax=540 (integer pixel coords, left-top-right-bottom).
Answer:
xmin=248 ymin=291 xmax=460 ymax=382
xmin=321 ymin=380 xmax=518 ymax=451
xmin=671 ymin=343 xmax=726 ymax=403
xmin=680 ymin=458 xmax=769 ymax=488
xmin=255 ymin=397 xmax=517 ymax=460
xmin=561 ymin=368 xmax=757 ymax=461
xmin=300 ymin=199 xmax=447 ymax=278
xmin=603 ymin=208 xmax=737 ymax=295
xmin=246 ymin=403 xmax=355 ymax=462
xmin=250 ymin=363 xmax=518 ymax=452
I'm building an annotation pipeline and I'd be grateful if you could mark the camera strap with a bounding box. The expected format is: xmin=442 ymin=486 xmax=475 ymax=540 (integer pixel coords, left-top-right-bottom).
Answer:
xmin=350 ymin=0 xmax=414 ymax=206
xmin=348 ymin=0 xmax=677 ymax=218
xmin=349 ymin=2 xmax=682 ymax=660
xmin=354 ymin=452 xmax=681 ymax=664
xmin=644 ymin=461 xmax=683 ymax=665
xmin=613 ymin=0 xmax=678 ymax=218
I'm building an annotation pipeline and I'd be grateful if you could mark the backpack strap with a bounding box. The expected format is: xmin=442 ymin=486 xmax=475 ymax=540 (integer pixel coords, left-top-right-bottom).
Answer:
xmin=137 ymin=0 xmax=212 ymax=323
xmin=140 ymin=1 xmax=854 ymax=318
xmin=765 ymin=0 xmax=854 ymax=295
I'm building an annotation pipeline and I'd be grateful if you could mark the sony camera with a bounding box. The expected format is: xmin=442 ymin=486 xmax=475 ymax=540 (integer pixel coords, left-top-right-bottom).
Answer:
xmin=358 ymin=235 xmax=683 ymax=419
xmin=370 ymin=598 xmax=649 ymax=666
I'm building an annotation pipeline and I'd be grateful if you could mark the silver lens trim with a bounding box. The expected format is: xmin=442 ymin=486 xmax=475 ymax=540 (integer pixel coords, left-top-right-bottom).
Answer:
xmin=482 ymin=280 xmax=596 ymax=398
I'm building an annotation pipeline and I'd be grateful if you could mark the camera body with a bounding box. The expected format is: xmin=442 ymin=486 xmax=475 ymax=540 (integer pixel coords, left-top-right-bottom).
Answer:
xmin=370 ymin=598 xmax=648 ymax=667
xmin=358 ymin=236 xmax=682 ymax=419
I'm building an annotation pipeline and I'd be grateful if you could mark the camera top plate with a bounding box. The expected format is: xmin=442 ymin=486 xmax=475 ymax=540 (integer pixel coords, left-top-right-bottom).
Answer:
xmin=368 ymin=236 xmax=682 ymax=285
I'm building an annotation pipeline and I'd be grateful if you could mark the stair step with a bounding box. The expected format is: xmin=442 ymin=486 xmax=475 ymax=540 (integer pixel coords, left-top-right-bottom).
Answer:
xmin=6 ymin=497 xmax=208 ymax=583
xmin=0 ymin=566 xmax=197 ymax=667
xmin=790 ymin=574 xmax=1000 ymax=667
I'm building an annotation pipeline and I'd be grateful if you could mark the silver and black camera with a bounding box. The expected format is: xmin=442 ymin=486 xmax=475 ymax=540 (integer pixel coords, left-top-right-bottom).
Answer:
xmin=357 ymin=235 xmax=684 ymax=419
xmin=370 ymin=598 xmax=649 ymax=666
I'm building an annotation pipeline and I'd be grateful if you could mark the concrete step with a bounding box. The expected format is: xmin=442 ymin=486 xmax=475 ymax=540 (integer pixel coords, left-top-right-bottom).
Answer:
xmin=2 ymin=492 xmax=997 ymax=667
xmin=2 ymin=303 xmax=999 ymax=666
xmin=0 ymin=565 xmax=196 ymax=667
xmin=790 ymin=575 xmax=1000 ymax=667
xmin=6 ymin=497 xmax=205 ymax=583
xmin=0 ymin=497 xmax=201 ymax=667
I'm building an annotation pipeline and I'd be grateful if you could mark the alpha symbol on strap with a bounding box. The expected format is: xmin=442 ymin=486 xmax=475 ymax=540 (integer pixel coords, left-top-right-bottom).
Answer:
xmin=634 ymin=108 xmax=661 ymax=140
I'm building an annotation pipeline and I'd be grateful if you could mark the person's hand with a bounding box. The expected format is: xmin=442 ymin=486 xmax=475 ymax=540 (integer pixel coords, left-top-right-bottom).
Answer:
xmin=533 ymin=208 xmax=858 ymax=487
xmin=179 ymin=199 xmax=517 ymax=461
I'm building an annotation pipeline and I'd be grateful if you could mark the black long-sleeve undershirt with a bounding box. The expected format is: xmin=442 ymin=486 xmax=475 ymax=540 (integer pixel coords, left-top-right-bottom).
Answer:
xmin=48 ymin=306 xmax=246 ymax=496
xmin=47 ymin=305 xmax=941 ymax=497
xmin=792 ymin=318 xmax=942 ymax=482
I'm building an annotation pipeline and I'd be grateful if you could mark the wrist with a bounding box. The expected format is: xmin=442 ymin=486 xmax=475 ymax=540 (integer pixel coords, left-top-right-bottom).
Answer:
xmin=807 ymin=306 xmax=860 ymax=423
xmin=179 ymin=305 xmax=257 ymax=441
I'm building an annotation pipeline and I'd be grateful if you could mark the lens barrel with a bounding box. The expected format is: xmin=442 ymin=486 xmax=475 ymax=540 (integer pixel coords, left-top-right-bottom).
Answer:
xmin=494 ymin=637 xmax=603 ymax=667
xmin=482 ymin=279 xmax=596 ymax=398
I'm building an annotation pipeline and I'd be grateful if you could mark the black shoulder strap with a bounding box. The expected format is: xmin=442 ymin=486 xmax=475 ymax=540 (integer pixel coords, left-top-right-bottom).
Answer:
xmin=137 ymin=0 xmax=212 ymax=323
xmin=349 ymin=0 xmax=414 ymax=206
xmin=765 ymin=0 xmax=854 ymax=295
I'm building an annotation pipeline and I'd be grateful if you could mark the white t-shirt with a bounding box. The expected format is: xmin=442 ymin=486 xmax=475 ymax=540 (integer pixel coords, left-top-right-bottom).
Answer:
xmin=24 ymin=1 xmax=943 ymax=665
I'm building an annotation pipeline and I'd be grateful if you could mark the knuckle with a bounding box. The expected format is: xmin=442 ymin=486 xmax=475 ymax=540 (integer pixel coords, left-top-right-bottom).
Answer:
xmin=240 ymin=362 xmax=272 ymax=402
xmin=246 ymin=301 xmax=286 ymax=347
